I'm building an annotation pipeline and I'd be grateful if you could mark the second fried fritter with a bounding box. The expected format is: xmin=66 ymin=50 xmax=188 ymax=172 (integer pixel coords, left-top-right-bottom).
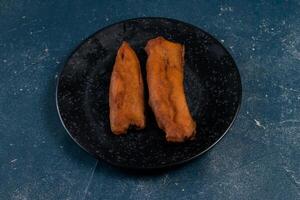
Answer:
xmin=145 ymin=37 xmax=196 ymax=142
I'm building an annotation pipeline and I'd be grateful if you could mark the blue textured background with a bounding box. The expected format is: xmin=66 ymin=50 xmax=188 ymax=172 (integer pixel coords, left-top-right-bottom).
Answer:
xmin=1 ymin=1 xmax=299 ymax=199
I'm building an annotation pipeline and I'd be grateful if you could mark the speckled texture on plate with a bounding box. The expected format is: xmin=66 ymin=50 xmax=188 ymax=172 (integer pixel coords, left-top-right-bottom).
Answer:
xmin=56 ymin=18 xmax=242 ymax=169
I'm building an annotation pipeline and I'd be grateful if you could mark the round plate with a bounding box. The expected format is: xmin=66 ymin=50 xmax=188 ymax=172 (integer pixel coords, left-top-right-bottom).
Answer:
xmin=56 ymin=17 xmax=242 ymax=169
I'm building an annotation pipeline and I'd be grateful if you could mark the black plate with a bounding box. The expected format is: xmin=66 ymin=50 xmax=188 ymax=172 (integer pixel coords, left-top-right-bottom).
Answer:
xmin=56 ymin=17 xmax=242 ymax=169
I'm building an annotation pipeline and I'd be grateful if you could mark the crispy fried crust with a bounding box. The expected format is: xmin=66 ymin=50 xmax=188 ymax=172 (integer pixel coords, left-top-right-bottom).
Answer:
xmin=109 ymin=42 xmax=145 ymax=135
xmin=145 ymin=37 xmax=196 ymax=142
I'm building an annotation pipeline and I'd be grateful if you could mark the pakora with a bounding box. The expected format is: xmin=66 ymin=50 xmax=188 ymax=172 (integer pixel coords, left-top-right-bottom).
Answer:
xmin=145 ymin=37 xmax=196 ymax=142
xmin=109 ymin=42 xmax=145 ymax=134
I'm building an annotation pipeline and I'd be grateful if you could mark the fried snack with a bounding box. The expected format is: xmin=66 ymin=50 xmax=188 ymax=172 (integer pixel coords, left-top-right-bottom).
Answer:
xmin=109 ymin=42 xmax=145 ymax=134
xmin=145 ymin=37 xmax=196 ymax=142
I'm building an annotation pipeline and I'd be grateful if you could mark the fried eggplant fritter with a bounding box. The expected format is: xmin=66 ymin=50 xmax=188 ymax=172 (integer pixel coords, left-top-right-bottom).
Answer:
xmin=109 ymin=42 xmax=145 ymax=134
xmin=145 ymin=37 xmax=196 ymax=142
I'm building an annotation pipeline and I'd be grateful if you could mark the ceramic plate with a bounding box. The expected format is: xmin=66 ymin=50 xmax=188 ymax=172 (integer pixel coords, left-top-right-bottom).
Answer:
xmin=56 ymin=17 xmax=242 ymax=169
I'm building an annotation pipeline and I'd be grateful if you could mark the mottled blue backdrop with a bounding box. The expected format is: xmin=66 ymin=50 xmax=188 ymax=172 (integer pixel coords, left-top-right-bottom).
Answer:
xmin=0 ymin=0 xmax=299 ymax=199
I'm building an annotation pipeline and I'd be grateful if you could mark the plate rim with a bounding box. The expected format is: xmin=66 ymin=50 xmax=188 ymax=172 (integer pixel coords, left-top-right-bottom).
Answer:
xmin=55 ymin=16 xmax=243 ymax=170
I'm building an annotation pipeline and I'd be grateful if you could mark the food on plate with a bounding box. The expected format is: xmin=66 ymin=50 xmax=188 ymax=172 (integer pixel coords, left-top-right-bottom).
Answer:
xmin=109 ymin=42 xmax=145 ymax=134
xmin=145 ymin=36 xmax=196 ymax=142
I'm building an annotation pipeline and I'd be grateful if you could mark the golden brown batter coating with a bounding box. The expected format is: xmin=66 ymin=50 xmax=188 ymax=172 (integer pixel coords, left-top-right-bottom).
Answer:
xmin=109 ymin=42 xmax=145 ymax=135
xmin=145 ymin=37 xmax=196 ymax=142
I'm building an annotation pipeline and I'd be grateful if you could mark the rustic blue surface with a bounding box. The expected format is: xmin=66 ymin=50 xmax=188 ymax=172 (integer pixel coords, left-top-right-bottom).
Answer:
xmin=0 ymin=1 xmax=299 ymax=199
